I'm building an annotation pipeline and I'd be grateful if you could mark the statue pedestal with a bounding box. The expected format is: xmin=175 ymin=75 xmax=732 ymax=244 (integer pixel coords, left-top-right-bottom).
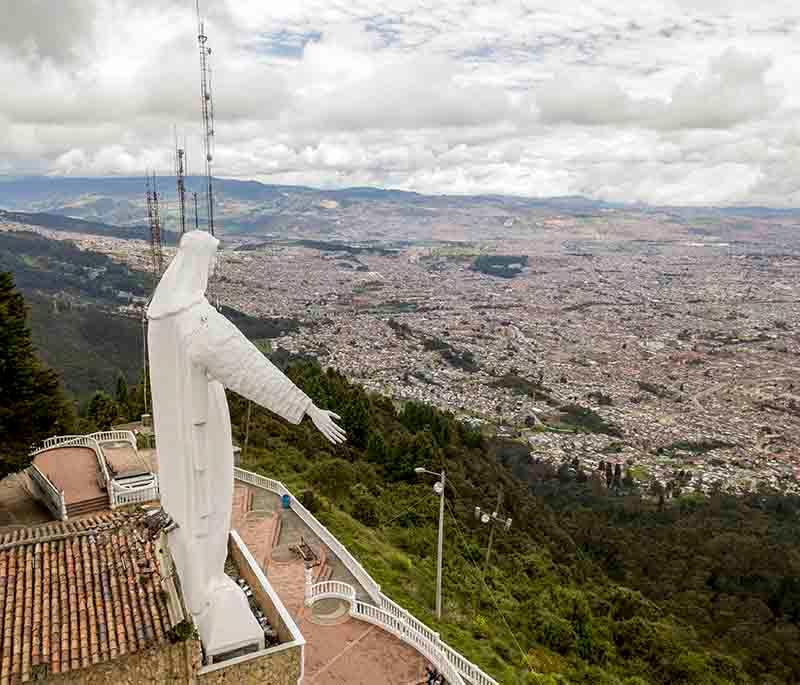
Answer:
xmin=196 ymin=576 xmax=264 ymax=663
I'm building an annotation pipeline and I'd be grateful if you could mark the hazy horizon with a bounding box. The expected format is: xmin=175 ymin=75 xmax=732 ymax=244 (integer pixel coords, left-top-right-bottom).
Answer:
xmin=2 ymin=1 xmax=800 ymax=206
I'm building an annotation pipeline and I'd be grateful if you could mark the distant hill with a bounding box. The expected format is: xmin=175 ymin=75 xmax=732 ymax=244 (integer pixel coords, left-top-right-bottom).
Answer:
xmin=26 ymin=294 xmax=143 ymax=399
xmin=0 ymin=208 xmax=173 ymax=243
xmin=2 ymin=176 xmax=798 ymax=243
xmin=0 ymin=230 xmax=305 ymax=399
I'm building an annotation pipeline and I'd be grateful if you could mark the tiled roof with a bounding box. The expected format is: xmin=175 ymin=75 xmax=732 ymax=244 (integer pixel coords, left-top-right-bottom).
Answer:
xmin=0 ymin=511 xmax=175 ymax=684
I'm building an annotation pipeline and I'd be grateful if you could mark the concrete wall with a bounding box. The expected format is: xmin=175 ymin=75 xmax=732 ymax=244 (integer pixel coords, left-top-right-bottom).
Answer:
xmin=44 ymin=639 xmax=301 ymax=685
xmin=228 ymin=533 xmax=295 ymax=644
xmin=197 ymin=644 xmax=301 ymax=685
xmin=44 ymin=641 xmax=197 ymax=684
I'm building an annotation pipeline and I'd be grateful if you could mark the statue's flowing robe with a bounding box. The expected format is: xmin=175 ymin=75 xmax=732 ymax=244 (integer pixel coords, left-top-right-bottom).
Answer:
xmin=148 ymin=298 xmax=311 ymax=617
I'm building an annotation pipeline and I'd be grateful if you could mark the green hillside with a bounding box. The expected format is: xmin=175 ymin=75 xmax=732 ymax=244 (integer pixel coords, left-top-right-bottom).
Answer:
xmin=0 ymin=231 xmax=303 ymax=400
xmin=223 ymin=362 xmax=799 ymax=685
xmin=25 ymin=294 xmax=143 ymax=399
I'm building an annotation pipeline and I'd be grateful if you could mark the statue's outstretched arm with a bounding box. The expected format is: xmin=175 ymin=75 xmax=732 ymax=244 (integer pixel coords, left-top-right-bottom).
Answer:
xmin=187 ymin=304 xmax=312 ymax=424
xmin=186 ymin=304 xmax=346 ymax=444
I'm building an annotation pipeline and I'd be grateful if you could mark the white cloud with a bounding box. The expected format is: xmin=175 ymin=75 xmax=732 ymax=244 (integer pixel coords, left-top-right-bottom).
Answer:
xmin=537 ymin=49 xmax=774 ymax=130
xmin=1 ymin=0 xmax=800 ymax=205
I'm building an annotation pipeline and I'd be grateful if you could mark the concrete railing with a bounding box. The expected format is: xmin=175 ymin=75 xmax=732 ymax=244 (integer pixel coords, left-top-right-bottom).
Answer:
xmin=110 ymin=481 xmax=160 ymax=508
xmin=306 ymin=579 xmax=356 ymax=604
xmin=303 ymin=577 xmax=465 ymax=685
xmin=235 ymin=467 xmax=498 ymax=685
xmin=28 ymin=465 xmax=67 ymax=520
xmin=90 ymin=430 xmax=138 ymax=450
xmin=233 ymin=467 xmax=382 ymax=602
xmin=33 ymin=435 xmax=112 ymax=492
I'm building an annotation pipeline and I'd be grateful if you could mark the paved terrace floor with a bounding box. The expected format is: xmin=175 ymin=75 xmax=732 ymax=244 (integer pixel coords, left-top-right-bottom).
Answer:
xmin=231 ymin=483 xmax=428 ymax=685
xmin=32 ymin=446 xmax=105 ymax=504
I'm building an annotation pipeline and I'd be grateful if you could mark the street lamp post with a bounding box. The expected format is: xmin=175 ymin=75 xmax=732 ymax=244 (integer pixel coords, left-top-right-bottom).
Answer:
xmin=474 ymin=490 xmax=512 ymax=612
xmin=415 ymin=466 xmax=446 ymax=620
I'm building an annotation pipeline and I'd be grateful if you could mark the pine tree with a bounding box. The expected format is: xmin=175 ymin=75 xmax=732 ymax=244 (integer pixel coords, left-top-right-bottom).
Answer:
xmin=0 ymin=272 xmax=74 ymax=477
xmin=86 ymin=391 xmax=119 ymax=431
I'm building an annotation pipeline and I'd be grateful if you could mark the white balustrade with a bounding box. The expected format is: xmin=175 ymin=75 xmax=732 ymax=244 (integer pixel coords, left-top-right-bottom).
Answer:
xmin=90 ymin=430 xmax=138 ymax=449
xmin=34 ymin=432 xmax=160 ymax=510
xmin=111 ymin=486 xmax=160 ymax=507
xmin=235 ymin=467 xmax=498 ymax=685
xmin=28 ymin=465 xmax=67 ymax=520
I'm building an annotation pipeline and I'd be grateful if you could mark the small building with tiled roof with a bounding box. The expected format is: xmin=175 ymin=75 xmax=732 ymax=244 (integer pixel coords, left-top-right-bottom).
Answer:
xmin=0 ymin=510 xmax=179 ymax=684
xmin=0 ymin=503 xmax=305 ymax=684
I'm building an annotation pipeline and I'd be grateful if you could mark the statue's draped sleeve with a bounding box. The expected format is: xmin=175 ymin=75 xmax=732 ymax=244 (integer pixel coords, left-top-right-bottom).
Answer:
xmin=186 ymin=303 xmax=312 ymax=424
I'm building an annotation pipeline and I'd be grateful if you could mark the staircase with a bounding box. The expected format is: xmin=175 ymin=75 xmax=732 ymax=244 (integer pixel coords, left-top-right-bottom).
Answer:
xmin=66 ymin=495 xmax=110 ymax=518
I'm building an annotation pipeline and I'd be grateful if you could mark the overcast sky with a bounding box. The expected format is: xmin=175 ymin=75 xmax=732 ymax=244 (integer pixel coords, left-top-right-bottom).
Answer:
xmin=2 ymin=0 xmax=800 ymax=206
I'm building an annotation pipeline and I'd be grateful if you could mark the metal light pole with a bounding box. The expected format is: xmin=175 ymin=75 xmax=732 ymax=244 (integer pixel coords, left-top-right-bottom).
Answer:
xmin=415 ymin=466 xmax=446 ymax=619
xmin=474 ymin=489 xmax=512 ymax=612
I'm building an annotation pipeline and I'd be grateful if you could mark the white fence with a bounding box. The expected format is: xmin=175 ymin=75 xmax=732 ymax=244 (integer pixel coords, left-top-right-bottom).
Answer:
xmin=28 ymin=465 xmax=67 ymax=520
xmin=32 ymin=434 xmax=112 ymax=491
xmin=90 ymin=430 xmax=138 ymax=450
xmin=110 ymin=482 xmax=160 ymax=507
xmin=233 ymin=467 xmax=382 ymax=602
xmin=33 ymin=431 xmax=160 ymax=509
xmin=234 ymin=467 xmax=498 ymax=685
xmin=302 ymin=578 xmax=466 ymax=685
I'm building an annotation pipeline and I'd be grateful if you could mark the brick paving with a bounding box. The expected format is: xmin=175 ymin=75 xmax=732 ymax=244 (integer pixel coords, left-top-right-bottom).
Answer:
xmin=33 ymin=447 xmax=105 ymax=505
xmin=231 ymin=483 xmax=428 ymax=684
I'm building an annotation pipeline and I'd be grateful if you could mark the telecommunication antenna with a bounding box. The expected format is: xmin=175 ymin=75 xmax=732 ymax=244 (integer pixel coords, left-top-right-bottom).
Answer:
xmin=175 ymin=134 xmax=187 ymax=236
xmin=145 ymin=171 xmax=164 ymax=281
xmin=192 ymin=191 xmax=200 ymax=230
xmin=197 ymin=0 xmax=216 ymax=237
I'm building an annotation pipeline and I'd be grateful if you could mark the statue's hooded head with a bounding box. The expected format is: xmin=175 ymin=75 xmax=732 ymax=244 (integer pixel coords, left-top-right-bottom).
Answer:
xmin=148 ymin=230 xmax=219 ymax=320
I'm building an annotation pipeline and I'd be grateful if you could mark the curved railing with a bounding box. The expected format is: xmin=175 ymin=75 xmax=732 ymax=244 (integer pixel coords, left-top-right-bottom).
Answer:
xmin=234 ymin=467 xmax=382 ymax=602
xmin=38 ymin=435 xmax=85 ymax=451
xmin=34 ymin=432 xmax=158 ymax=509
xmin=28 ymin=465 xmax=67 ymax=520
xmin=236 ymin=467 xmax=498 ymax=685
xmin=307 ymin=579 xmax=356 ymax=604
xmin=32 ymin=435 xmax=112 ymax=492
xmin=305 ymin=580 xmax=465 ymax=685
xmin=90 ymin=430 xmax=138 ymax=449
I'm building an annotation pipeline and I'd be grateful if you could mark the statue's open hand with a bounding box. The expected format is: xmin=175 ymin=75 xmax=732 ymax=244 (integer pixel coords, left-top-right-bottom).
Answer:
xmin=307 ymin=404 xmax=347 ymax=445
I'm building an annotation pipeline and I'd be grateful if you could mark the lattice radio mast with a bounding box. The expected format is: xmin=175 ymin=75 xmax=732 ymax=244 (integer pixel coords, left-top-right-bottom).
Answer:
xmin=145 ymin=171 xmax=164 ymax=280
xmin=197 ymin=0 xmax=216 ymax=237
xmin=175 ymin=137 xmax=187 ymax=236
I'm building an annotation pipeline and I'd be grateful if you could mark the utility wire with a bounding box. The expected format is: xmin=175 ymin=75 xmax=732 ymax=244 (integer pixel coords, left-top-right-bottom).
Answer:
xmin=381 ymin=491 xmax=436 ymax=528
xmin=444 ymin=498 xmax=534 ymax=675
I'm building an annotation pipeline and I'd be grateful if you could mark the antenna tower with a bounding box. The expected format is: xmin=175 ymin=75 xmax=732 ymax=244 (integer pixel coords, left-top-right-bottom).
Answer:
xmin=192 ymin=191 xmax=200 ymax=230
xmin=197 ymin=0 xmax=216 ymax=237
xmin=145 ymin=171 xmax=164 ymax=280
xmin=175 ymin=141 xmax=187 ymax=236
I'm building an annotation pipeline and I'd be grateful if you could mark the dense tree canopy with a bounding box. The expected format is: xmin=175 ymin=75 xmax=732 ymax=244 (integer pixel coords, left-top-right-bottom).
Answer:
xmin=221 ymin=359 xmax=800 ymax=685
xmin=0 ymin=272 xmax=73 ymax=477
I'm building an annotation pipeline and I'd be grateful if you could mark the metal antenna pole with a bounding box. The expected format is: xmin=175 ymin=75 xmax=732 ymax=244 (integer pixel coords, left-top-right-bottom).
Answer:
xmin=193 ymin=192 xmax=200 ymax=230
xmin=150 ymin=172 xmax=164 ymax=274
xmin=474 ymin=489 xmax=511 ymax=613
xmin=482 ymin=490 xmax=502 ymax=584
xmin=141 ymin=309 xmax=149 ymax=416
xmin=197 ymin=0 xmax=216 ymax=237
xmin=175 ymin=135 xmax=187 ymax=236
xmin=435 ymin=470 xmax=445 ymax=620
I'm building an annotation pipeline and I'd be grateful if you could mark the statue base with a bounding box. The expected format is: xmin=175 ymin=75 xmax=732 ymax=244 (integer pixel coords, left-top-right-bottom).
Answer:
xmin=196 ymin=575 xmax=265 ymax=663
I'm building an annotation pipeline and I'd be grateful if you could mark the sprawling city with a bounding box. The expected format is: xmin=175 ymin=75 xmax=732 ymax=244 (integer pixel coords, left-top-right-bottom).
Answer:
xmin=2 ymin=1 xmax=800 ymax=684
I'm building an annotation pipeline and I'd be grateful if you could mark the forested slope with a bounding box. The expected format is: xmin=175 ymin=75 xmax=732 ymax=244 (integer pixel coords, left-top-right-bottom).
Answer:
xmin=218 ymin=361 xmax=800 ymax=685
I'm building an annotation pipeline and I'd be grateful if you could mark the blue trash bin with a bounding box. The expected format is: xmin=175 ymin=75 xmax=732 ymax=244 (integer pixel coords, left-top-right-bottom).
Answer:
xmin=281 ymin=494 xmax=291 ymax=510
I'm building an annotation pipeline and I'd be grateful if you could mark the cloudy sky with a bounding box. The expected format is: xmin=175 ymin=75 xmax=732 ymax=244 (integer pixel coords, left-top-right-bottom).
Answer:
xmin=2 ymin=0 xmax=800 ymax=206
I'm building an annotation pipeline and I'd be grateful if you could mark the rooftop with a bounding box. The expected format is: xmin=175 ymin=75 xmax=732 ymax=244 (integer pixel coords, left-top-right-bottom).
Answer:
xmin=0 ymin=510 xmax=176 ymax=684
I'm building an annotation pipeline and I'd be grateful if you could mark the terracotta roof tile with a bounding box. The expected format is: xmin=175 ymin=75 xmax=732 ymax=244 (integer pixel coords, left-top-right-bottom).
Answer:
xmin=0 ymin=511 xmax=174 ymax=684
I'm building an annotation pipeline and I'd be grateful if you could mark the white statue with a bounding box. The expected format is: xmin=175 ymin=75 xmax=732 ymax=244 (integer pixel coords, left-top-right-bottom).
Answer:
xmin=147 ymin=230 xmax=345 ymax=657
